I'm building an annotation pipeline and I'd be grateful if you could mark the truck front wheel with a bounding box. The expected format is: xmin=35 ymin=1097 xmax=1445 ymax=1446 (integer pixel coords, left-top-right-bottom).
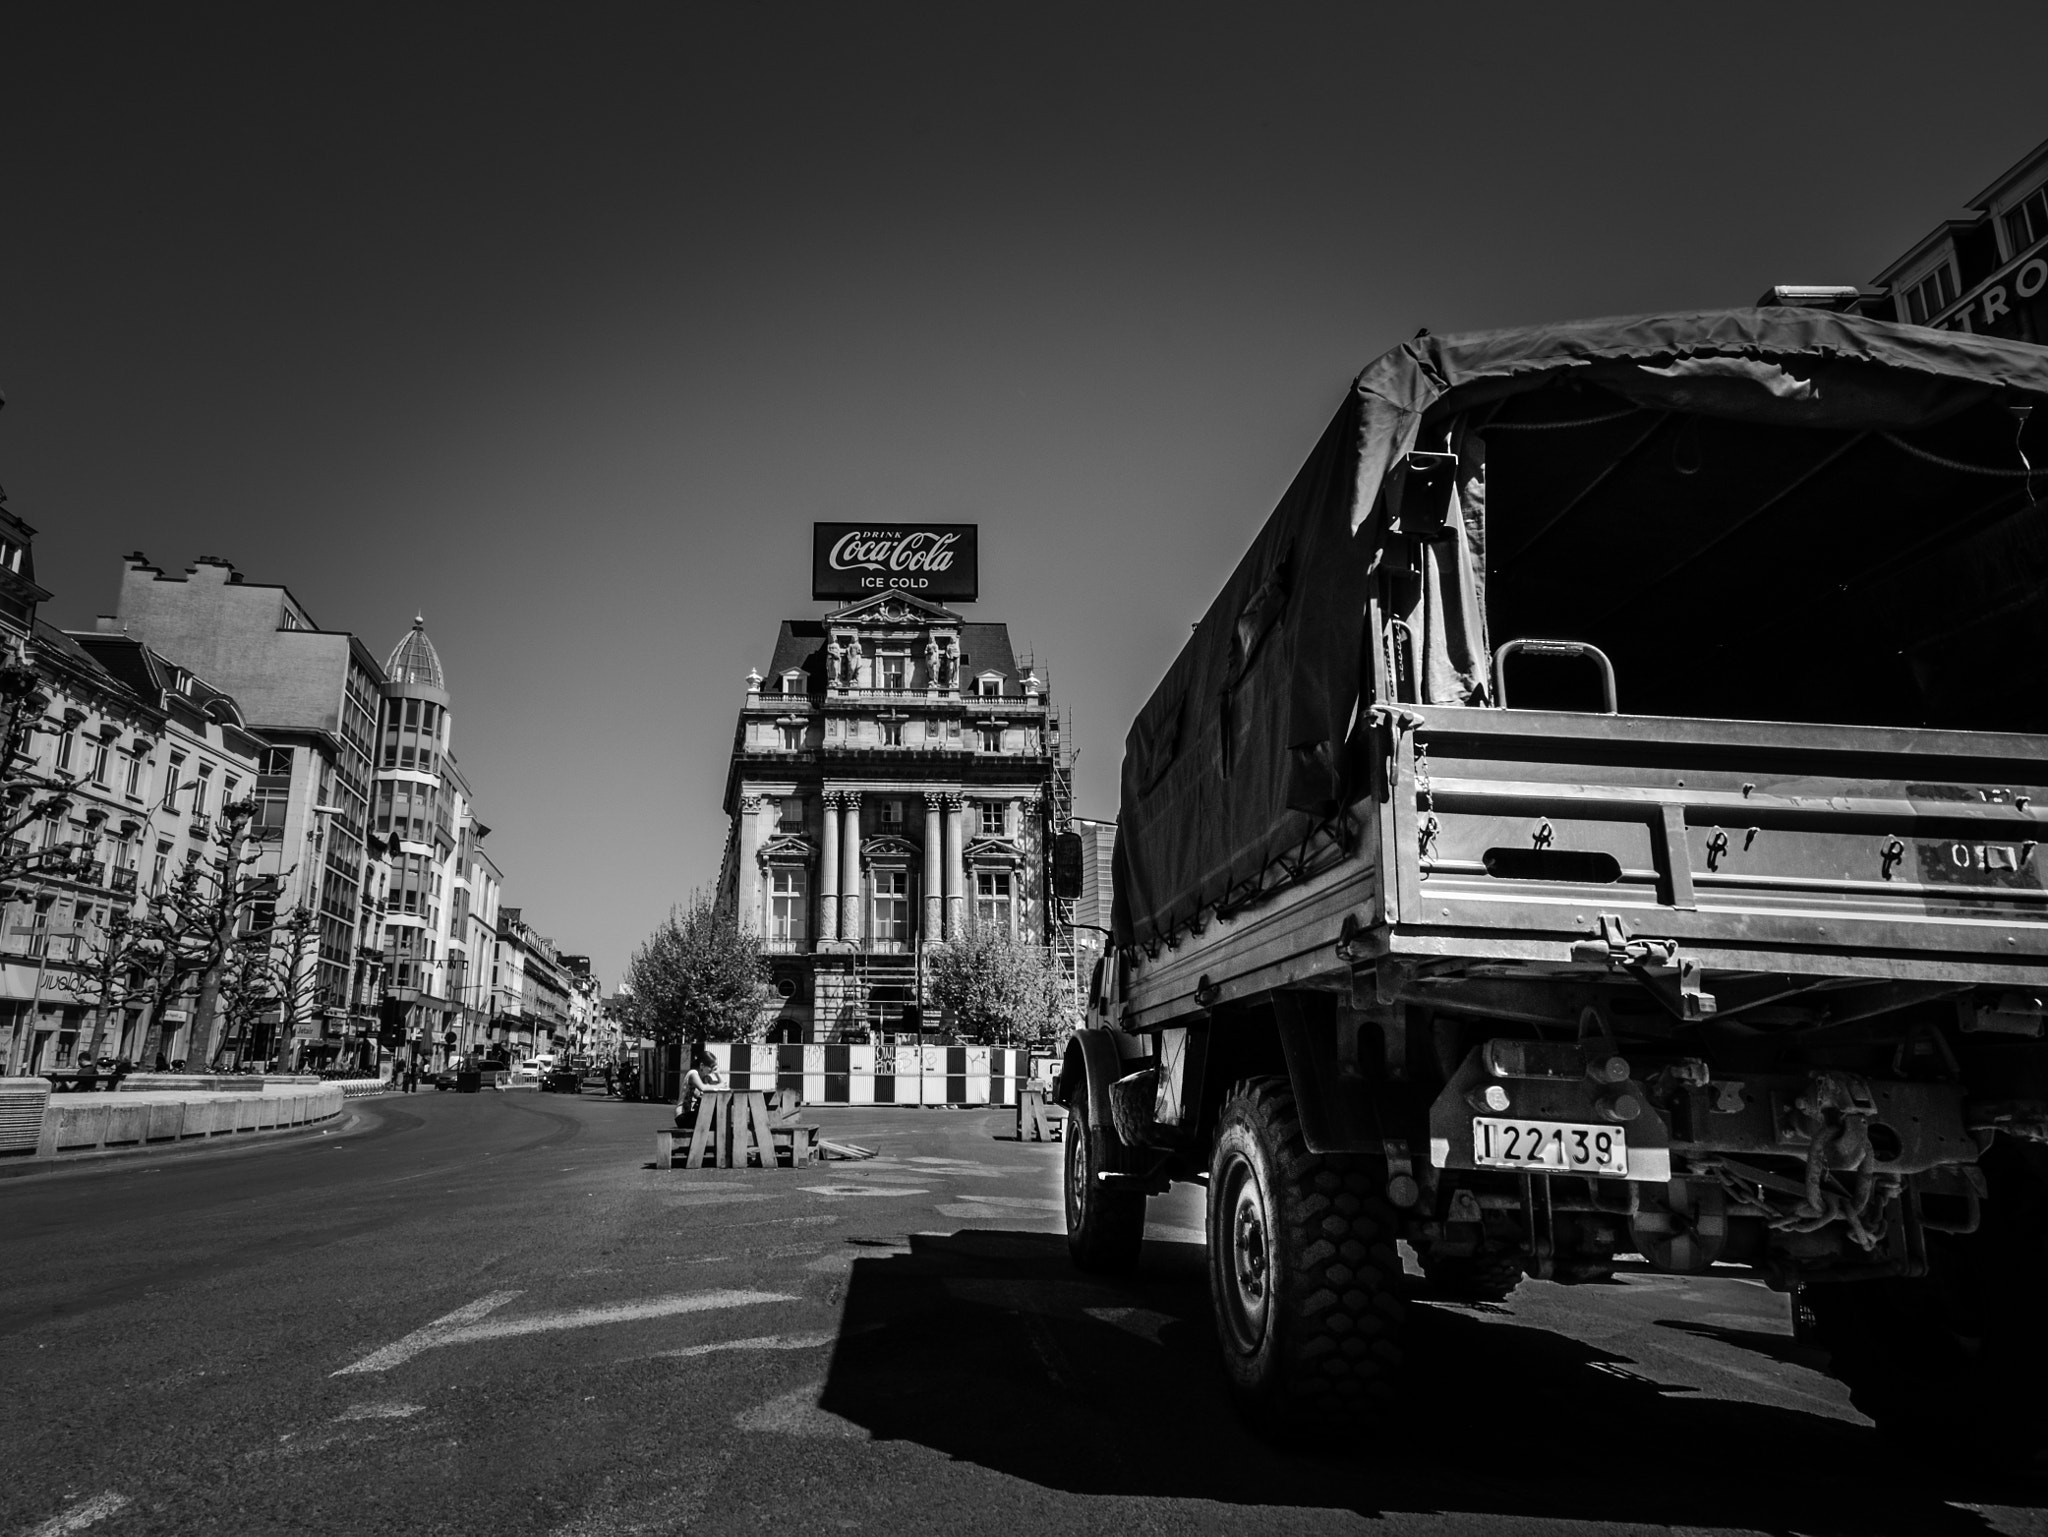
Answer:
xmin=1065 ymin=1086 xmax=1146 ymax=1273
xmin=1207 ymin=1077 xmax=1406 ymax=1430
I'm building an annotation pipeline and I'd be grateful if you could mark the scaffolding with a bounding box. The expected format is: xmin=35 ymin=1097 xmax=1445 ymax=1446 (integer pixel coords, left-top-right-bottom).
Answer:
xmin=1047 ymin=703 xmax=1080 ymax=1012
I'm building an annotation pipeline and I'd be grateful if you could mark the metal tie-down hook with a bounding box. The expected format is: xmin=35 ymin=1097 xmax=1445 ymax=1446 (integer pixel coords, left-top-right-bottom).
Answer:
xmin=1533 ymin=819 xmax=1554 ymax=850
xmin=1704 ymin=830 xmax=1729 ymax=871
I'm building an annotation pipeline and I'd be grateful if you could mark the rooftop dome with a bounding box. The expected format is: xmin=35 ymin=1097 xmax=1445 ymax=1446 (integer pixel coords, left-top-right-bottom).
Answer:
xmin=386 ymin=615 xmax=445 ymax=689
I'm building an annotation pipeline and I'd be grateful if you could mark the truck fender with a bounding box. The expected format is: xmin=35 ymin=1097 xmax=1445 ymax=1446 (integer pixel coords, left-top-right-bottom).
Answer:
xmin=1056 ymin=1028 xmax=1128 ymax=1132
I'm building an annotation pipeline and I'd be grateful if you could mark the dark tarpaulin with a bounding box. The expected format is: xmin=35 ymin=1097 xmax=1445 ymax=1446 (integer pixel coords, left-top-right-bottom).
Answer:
xmin=1112 ymin=308 xmax=2048 ymax=951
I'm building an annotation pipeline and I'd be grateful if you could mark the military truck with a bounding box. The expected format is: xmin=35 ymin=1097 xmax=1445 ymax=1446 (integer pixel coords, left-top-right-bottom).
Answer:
xmin=1056 ymin=308 xmax=2048 ymax=1457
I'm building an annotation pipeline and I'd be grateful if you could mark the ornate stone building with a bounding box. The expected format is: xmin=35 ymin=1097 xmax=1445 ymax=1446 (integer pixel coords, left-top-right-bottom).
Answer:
xmin=717 ymin=591 xmax=1056 ymax=1042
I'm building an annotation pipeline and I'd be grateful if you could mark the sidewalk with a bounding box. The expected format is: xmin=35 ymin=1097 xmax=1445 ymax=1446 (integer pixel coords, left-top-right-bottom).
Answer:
xmin=0 ymin=1078 xmax=346 ymax=1170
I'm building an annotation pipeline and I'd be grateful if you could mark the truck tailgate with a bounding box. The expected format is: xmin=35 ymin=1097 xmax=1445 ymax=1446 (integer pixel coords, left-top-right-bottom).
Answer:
xmin=1389 ymin=707 xmax=2048 ymax=984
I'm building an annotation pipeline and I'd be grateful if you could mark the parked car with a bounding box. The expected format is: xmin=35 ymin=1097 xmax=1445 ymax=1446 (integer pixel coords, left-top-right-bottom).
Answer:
xmin=432 ymin=1071 xmax=458 ymax=1092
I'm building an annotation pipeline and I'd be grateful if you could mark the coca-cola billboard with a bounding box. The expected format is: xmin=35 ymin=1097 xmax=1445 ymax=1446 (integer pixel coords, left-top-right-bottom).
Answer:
xmin=812 ymin=522 xmax=978 ymax=601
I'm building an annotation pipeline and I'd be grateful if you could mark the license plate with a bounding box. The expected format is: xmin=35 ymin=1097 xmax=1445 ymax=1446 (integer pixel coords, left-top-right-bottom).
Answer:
xmin=1472 ymin=1117 xmax=1627 ymax=1177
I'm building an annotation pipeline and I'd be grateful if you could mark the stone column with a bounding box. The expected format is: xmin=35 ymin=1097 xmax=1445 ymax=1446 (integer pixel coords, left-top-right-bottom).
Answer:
xmin=737 ymin=795 xmax=764 ymax=936
xmin=943 ymin=793 xmax=966 ymax=939
xmin=922 ymin=795 xmax=944 ymax=940
xmin=840 ymin=791 xmax=863 ymax=945
xmin=818 ymin=791 xmax=841 ymax=942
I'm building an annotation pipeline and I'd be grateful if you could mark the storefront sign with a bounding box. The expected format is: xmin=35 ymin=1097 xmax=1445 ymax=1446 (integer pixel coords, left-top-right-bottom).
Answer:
xmin=813 ymin=523 xmax=978 ymax=601
xmin=1932 ymin=233 xmax=2048 ymax=341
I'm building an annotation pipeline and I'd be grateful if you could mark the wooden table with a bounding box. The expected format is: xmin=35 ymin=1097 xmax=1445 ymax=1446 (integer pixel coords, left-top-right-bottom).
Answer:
xmin=673 ymin=1090 xmax=817 ymax=1170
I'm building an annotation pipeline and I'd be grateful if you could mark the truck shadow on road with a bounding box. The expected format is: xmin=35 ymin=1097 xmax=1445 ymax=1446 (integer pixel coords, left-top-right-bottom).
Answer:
xmin=816 ymin=1228 xmax=2043 ymax=1534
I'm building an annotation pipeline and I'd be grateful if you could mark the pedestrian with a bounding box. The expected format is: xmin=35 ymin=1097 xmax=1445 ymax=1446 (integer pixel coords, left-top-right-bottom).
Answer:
xmin=75 ymin=1057 xmax=99 ymax=1092
xmin=154 ymin=1052 xmax=168 ymax=1072
xmin=405 ymin=1062 xmax=418 ymax=1094
xmin=675 ymin=1046 xmax=721 ymax=1133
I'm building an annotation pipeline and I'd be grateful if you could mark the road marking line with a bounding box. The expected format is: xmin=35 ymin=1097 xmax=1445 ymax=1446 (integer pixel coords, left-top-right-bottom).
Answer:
xmin=334 ymin=1289 xmax=793 ymax=1374
xmin=333 ymin=1290 xmax=522 ymax=1374
xmin=800 ymin=1186 xmax=929 ymax=1197
xmin=23 ymin=1492 xmax=129 ymax=1535
xmin=649 ymin=1331 xmax=834 ymax=1361
xmin=335 ymin=1402 xmax=425 ymax=1421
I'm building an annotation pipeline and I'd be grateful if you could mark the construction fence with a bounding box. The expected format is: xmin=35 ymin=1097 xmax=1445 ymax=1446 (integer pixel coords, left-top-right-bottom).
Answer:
xmin=706 ymin=1043 xmax=1052 ymax=1107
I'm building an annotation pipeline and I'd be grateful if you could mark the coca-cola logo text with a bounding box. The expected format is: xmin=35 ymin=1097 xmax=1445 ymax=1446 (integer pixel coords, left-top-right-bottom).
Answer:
xmin=827 ymin=530 xmax=961 ymax=575
xmin=813 ymin=521 xmax=977 ymax=600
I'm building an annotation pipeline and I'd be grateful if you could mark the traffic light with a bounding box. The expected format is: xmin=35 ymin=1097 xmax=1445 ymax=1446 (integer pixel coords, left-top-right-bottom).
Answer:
xmin=1053 ymin=831 xmax=1084 ymax=899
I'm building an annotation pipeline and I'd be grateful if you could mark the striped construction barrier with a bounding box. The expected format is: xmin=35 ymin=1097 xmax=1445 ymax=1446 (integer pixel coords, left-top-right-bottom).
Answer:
xmin=706 ymin=1044 xmax=1034 ymax=1107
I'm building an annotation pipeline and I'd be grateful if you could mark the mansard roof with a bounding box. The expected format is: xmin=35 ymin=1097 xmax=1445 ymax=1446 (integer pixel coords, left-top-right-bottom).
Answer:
xmin=764 ymin=618 xmax=1024 ymax=697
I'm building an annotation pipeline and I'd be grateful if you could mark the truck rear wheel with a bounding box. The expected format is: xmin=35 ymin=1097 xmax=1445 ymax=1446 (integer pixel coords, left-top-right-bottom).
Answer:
xmin=1207 ymin=1077 xmax=1405 ymax=1431
xmin=1065 ymin=1086 xmax=1146 ymax=1274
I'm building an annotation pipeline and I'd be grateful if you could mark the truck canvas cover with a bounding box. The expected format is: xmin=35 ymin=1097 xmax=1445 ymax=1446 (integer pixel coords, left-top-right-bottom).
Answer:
xmin=1114 ymin=309 xmax=2048 ymax=951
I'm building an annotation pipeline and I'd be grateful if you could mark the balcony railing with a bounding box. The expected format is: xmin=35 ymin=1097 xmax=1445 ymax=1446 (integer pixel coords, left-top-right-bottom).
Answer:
xmin=110 ymin=867 xmax=137 ymax=894
xmin=763 ymin=935 xmax=809 ymax=953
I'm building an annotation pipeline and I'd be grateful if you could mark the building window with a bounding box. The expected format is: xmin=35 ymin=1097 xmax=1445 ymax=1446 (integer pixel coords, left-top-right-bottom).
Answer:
xmin=878 ymin=799 xmax=903 ymax=830
xmin=872 ymin=869 xmax=909 ymax=943
xmin=770 ymin=868 xmax=808 ymax=942
xmin=779 ymin=797 xmax=805 ymax=832
xmin=978 ymin=801 xmax=1005 ymax=837
xmin=978 ymin=725 xmax=1003 ymax=753
xmin=163 ymin=753 xmax=185 ymax=811
xmin=1905 ymin=263 xmax=1960 ymax=325
xmin=55 ymin=731 xmax=75 ymax=775
xmin=778 ymin=721 xmax=803 ymax=751
xmin=974 ymin=871 xmax=1012 ymax=934
xmin=151 ymin=840 xmax=171 ymax=893
xmin=196 ymin=761 xmax=215 ymax=815
xmin=124 ymin=754 xmax=145 ymax=798
xmin=88 ymin=741 xmax=111 ymax=785
xmin=879 ymin=717 xmax=903 ymax=747
xmin=977 ymin=676 xmax=1002 ymax=697
xmin=880 ymin=654 xmax=907 ymax=691
xmin=2005 ymin=187 xmax=2048 ymax=257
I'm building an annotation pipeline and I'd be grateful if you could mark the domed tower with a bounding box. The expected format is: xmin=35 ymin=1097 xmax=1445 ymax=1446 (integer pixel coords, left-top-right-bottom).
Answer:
xmin=373 ymin=617 xmax=457 ymax=1058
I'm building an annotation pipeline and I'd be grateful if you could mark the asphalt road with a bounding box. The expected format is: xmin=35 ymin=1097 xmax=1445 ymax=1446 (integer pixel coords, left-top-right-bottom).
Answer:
xmin=5 ymin=1091 xmax=2048 ymax=1537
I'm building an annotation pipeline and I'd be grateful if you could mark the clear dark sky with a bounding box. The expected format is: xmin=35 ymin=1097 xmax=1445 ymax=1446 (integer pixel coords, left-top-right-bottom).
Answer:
xmin=6 ymin=4 xmax=2045 ymax=985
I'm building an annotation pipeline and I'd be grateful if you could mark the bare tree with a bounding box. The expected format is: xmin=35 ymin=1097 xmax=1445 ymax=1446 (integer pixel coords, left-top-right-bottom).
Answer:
xmin=127 ymin=798 xmax=271 ymax=1065
xmin=0 ymin=635 xmax=118 ymax=886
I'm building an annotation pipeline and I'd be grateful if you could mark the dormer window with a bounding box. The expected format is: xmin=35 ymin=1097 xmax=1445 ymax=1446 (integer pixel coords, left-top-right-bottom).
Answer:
xmin=976 ymin=674 xmax=1003 ymax=698
xmin=1904 ymin=262 xmax=1960 ymax=326
xmin=781 ymin=669 xmax=805 ymax=695
xmin=280 ymin=607 xmax=302 ymax=631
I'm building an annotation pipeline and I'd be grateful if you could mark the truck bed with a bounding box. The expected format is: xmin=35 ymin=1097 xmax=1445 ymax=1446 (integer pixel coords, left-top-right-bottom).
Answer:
xmin=1118 ymin=706 xmax=2048 ymax=1030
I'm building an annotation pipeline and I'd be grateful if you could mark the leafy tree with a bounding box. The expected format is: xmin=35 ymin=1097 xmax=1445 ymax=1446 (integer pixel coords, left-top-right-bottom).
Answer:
xmin=926 ymin=927 xmax=1072 ymax=1045
xmin=621 ymin=895 xmax=770 ymax=1051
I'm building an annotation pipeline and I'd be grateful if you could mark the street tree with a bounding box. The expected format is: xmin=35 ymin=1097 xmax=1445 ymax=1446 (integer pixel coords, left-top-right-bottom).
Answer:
xmin=926 ymin=926 xmax=1073 ymax=1046
xmin=211 ymin=900 xmax=319 ymax=1069
xmin=60 ymin=906 xmax=148 ymax=1065
xmin=127 ymin=798 xmax=273 ymax=1064
xmin=621 ymin=896 xmax=770 ymax=1051
xmin=0 ymin=633 xmax=118 ymax=886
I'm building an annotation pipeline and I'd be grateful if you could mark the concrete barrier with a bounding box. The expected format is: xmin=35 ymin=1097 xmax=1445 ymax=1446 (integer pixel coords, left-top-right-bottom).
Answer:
xmin=16 ymin=1084 xmax=345 ymax=1163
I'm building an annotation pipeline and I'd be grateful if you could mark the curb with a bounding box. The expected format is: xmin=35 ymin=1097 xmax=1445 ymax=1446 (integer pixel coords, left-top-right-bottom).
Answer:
xmin=0 ymin=1108 xmax=369 ymax=1181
